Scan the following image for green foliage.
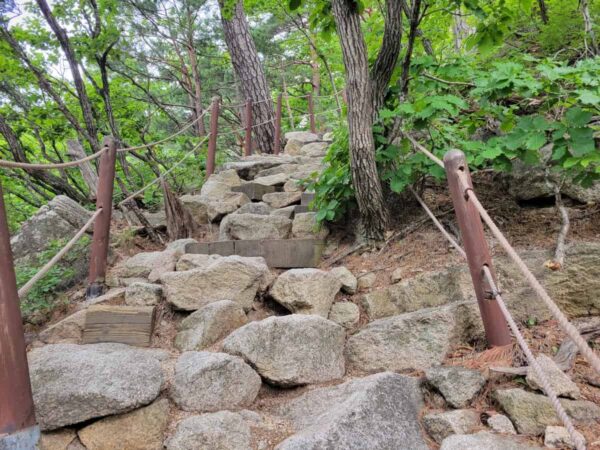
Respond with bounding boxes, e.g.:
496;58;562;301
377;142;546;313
304;126;355;223
15;236;90;318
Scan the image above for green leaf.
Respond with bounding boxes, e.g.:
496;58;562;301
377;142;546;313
565;108;593;127
525;132;546;150
578;90;600;105
568;127;595;156
288;0;302;10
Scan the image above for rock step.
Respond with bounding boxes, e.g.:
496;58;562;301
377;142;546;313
185;239;324;268
232;183;276;200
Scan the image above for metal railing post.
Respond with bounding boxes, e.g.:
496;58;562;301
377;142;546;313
444;149;512;347
206;96;220;176
0;181;40;449
86;137;117;299
274;93;282;155
308;92;316;134
244;99;252;157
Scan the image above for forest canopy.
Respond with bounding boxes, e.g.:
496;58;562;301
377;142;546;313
0;0;598;239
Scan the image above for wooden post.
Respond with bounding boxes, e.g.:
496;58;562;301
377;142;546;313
244;99;253;157
308;92;316;134
444;150;511;347
0;181;39;448
206;96;220;176
86;137;117;299
274;93;283;155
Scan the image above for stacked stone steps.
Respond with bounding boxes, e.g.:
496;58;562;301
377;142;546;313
28;130;600;449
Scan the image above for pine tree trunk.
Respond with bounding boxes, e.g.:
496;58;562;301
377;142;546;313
219;0;275;154
331;0;388;242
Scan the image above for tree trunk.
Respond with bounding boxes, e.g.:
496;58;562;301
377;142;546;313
581;0;599;56
371;0;403;112
331;0;389;242
66;140;99;199
537;0;549;24
219;0;275;154
36;0;99;151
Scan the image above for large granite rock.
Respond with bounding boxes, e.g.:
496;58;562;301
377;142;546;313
166;411;258;450
346;302;482;373
219;213;292;240
361;267;467;320
330;266;358;294
78;399;169;450
362;241;600;322
179;195;209;223
222;315;345;387
296;141;328;157
328;302;360;329
233;201;273;215
253;173;290;186
220;155;300;180
270;269;342;317
10;195;92;260
175;300;248;351
272;372;428;450
175;254;221;272
440;432;542;450
284;131;319;155
262;192;302;208
113;250;177;283
526;354;580;399
494;388;600;435
125;282;162;306
29;343;165;430
39;310;87;344
171;352;261;412
291;212;329;239
544;425;586;449
509;153;600;203
162;256;270;311
423;409;480;443
425;366;486;408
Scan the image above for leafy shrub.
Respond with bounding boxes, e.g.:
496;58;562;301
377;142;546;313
15;236;90;319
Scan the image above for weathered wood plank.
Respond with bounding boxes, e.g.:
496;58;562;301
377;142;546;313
185;239;324;268
82;305;155;347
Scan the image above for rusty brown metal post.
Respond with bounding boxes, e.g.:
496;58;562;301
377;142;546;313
0;181;40;448
308;92;316;134
206;96;220;176
444;149;512;347
244;99;253;157
86;137;117;299
274;93;282;155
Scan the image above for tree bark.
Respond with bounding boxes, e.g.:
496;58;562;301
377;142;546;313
219;0;275;154
581;0;599;56
331;0;390;241
66;140;99;199
371;0;403;112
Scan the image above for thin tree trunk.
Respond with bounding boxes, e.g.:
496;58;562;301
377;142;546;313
537;0;549;24
581;0;599;56
219;0;275;154
331;0;389;242
36;0;100;150
451;7;474;53
371;0;403;112
187;44;207;136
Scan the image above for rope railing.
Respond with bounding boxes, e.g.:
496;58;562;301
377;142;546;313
410;187;586;450
456;170;600;375
0;147;108;170
17;208;101;299
117;111;208;153
118;134;210;206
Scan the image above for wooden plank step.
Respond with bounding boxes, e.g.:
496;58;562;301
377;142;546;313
232;183;276;201
185;239;324;268
82;305;155;347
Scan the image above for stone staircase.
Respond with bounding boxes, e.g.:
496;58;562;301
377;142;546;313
177;131;330;268
26;130;600;449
